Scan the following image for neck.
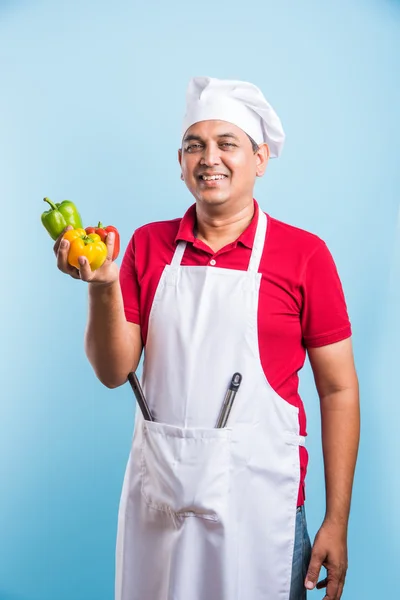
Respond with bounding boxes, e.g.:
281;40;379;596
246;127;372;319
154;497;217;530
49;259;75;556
195;198;255;253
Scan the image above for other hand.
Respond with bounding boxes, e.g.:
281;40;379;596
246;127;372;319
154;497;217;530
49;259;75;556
305;520;348;599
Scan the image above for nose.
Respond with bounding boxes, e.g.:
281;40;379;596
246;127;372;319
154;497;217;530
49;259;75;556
200;142;221;167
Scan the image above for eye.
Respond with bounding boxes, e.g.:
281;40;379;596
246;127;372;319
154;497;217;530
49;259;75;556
185;144;203;153
220;142;236;148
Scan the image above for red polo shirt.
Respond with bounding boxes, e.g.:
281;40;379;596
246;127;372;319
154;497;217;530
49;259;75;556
120;200;352;506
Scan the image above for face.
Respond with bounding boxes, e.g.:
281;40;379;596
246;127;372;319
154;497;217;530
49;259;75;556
178;120;269;209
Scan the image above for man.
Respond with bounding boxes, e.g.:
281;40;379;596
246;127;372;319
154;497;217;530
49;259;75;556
55;77;360;600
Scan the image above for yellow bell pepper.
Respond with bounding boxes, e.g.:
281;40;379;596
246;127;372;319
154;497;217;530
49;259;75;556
62;228;108;271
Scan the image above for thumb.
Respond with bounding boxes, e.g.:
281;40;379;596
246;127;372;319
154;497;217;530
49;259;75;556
305;549;324;591
78;256;93;281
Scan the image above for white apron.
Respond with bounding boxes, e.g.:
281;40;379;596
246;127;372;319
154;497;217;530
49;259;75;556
115;209;305;600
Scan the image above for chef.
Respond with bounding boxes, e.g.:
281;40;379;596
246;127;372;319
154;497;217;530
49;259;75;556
55;76;360;600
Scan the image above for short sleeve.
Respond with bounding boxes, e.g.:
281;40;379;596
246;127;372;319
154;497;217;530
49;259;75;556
301;242;352;348
119;233;141;325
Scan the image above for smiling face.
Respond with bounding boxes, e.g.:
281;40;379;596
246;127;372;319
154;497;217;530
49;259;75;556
178;120;269;210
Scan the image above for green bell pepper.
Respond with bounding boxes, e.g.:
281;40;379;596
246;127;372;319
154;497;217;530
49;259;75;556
41;197;83;240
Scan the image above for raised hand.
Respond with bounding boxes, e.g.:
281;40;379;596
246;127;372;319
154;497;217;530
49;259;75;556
53;225;120;285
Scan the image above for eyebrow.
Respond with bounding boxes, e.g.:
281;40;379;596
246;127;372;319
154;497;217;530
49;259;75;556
183;132;240;143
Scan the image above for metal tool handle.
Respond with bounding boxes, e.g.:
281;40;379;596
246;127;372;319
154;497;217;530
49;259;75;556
127;372;154;421
215;373;242;428
228;373;242;392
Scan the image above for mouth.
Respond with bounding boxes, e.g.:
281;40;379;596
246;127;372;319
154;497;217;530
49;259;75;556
198;174;229;186
198;174;228;181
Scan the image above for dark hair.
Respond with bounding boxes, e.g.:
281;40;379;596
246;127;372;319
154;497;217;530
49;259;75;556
247;134;260;153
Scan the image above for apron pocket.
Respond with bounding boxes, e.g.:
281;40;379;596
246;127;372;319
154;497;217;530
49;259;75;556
140;420;231;521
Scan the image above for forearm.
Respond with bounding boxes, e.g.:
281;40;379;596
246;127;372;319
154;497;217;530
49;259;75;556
84;280;140;387
320;385;360;528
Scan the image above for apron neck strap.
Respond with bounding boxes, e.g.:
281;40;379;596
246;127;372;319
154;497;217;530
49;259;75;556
170;240;187;267
170;209;267;272
248;209;267;273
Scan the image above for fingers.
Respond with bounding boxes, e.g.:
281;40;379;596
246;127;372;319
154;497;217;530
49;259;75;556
332;572;346;600
305;551;324;592
56;237;71;273
77;256;93;282
54;226;83;279
53;225;81;279
105;231;115;261
307;568;341;599
323;561;347;599
53;225;73;256
316;577;328;589
56;238;81;279
318;571;345;599
321;578;340;599
337;579;345;599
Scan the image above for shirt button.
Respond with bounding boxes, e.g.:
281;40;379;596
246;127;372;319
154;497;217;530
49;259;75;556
210;259;217;266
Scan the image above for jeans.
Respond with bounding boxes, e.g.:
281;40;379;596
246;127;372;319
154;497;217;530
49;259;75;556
289;505;312;600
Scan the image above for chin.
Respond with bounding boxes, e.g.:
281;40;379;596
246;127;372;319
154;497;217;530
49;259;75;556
197;191;231;205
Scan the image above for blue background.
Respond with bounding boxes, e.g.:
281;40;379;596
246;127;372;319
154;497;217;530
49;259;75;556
1;0;399;598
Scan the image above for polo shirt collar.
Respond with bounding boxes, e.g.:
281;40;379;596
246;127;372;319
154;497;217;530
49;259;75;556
175;199;260;250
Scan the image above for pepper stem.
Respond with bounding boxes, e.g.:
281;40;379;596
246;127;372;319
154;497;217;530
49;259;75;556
98;221;103;228
43;197;58;211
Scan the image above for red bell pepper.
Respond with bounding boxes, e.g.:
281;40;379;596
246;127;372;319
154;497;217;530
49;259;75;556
85;222;120;260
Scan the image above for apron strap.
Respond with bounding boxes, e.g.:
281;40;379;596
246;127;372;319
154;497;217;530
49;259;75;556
284;432;306;447
248;209;267;274
170;208;267;272
170;241;187;267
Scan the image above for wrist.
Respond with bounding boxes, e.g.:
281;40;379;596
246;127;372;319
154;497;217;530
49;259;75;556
89;278;119;288
322;512;349;532
88;279;120;297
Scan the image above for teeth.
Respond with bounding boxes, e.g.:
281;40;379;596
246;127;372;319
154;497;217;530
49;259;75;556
201;175;226;181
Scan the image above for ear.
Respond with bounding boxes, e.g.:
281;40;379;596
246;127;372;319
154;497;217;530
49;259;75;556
178;149;184;180
255;144;270;178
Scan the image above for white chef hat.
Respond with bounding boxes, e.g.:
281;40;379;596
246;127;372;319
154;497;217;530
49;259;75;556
181;76;285;158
